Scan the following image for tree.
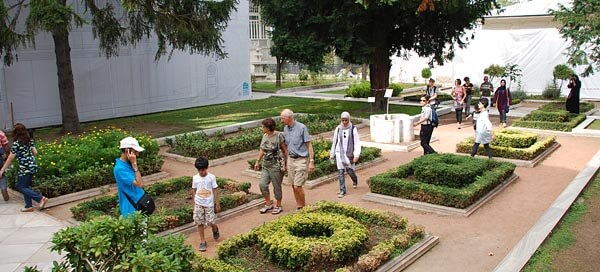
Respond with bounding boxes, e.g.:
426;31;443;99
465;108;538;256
1;0;236;133
553;64;574;90
551;0;600;76
421;67;432;83
256;0;499;110
483;64;504;83
502;63;521;88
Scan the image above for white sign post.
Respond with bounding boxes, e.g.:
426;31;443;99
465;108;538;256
384;89;393;115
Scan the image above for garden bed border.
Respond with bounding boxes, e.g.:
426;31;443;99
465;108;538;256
572;115;600;137
242;157;387;189
9;171;169;209
457;141;561;168
376;234;439;272
363;174;519;217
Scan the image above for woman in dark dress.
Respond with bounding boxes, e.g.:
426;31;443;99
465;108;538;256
566;74;581;114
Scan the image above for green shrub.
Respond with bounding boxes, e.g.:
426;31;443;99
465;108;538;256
404;93;453;102
7;128;163;198
298;69;310;84
410;154;491;188
511;90;528;100
346;81;371;98
493;129;538;148
368;153;516;208
542;85;561;99
512;102;594;131
388;83;403;96
456;134;556;161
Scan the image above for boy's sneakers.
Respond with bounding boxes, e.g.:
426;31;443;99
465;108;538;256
272;206;283;214
213;227;220;240
20;207;34;212
39;197;49;210
2;189;8;201
259;204;273;214
337;192;345;198
199;241;207;252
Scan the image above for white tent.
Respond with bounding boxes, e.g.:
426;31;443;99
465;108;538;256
390;0;600;99
0;1;250;130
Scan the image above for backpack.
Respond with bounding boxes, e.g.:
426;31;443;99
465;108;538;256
430;109;439;128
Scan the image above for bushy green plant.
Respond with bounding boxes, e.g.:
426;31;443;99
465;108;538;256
553;64;574;89
484;64;504;82
457;134;556;161
542;84;561;99
512;102;594;131
7;128;163;198
346;81;371;98
298;69;310;84
368;153;516;208
493;129;538;148
388;83;403;96
421;67;432;81
511;90;528;100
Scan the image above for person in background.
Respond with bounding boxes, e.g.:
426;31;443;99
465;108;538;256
280;109;314;210
0;123;48;212
492;79;512;128
470;98;493;159
480;75;494;108
451;78;466;129
422;78;439;110
191;156;221;252
463;76;474;117
0;129;10;201
254;118;287;215
566;74;581;114
330;112;361;198
114;137;146;217
413;95;437;155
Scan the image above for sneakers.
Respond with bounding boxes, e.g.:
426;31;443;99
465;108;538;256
198;241;207;252
20;207;34;212
272;206;283;214
1;189;8;201
353;184;357;189
259;204;273;214
39;197;48;210
212;227;220;240
337;192;345;198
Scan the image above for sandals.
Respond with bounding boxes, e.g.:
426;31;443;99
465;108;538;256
259;204;273;214
271;206;283;214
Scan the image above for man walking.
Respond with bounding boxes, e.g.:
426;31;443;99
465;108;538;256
480;75;494;108
280;109;314;210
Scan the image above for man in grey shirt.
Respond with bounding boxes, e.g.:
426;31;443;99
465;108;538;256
480;75;494;108
280;109;314;209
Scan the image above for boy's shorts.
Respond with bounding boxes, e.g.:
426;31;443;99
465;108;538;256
193;204;216;226
0;176;7;190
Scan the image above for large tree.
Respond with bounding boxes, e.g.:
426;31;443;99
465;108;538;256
256;0;498;110
551;0;600;76
0;0;236;133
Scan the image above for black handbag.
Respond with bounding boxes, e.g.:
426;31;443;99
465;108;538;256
124;191;155;215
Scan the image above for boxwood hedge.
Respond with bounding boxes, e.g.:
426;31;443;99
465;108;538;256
513;102;594;131
368;154;516;208
456;130;556;161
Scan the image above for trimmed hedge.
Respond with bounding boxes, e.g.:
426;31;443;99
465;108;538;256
513;102;594;132
404;93;453;102
71;176;258;233
493;129;538;148
248;139;382;180
368;153;516;208
7;128;163;198
345;81;402;98
168;114;344;159
456;133;556;161
217;201;424;272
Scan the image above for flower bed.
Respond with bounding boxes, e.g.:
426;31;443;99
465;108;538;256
456;129;557;161
368;154;516;209
248;139;382;180
216;201;426;271
71;176;261;233
513;102;594;131
7;128;163;198
167;113;346;159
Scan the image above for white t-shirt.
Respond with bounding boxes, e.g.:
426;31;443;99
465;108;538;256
192;173;218;207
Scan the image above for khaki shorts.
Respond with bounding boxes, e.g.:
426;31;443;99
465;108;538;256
193;204;216;226
287;156;308;186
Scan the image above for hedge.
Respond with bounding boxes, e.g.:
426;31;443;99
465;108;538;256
368;153;516;208
71;176;258;233
248;139;382;180
217;201;424;272
493;129;538;148
512;102;594;131
7;128;163;198
345;81;403;98
168;113;344;159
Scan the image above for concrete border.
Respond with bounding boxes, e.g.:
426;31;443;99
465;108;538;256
363;174;519;217
9;171;169;209
572;116;600;137
361;135;439;152
494;150;600;272
159;198;265;237
376;234;439;272
242;157;388;189
462;141;561;168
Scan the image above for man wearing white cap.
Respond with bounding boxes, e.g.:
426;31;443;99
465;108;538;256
114;137;146;217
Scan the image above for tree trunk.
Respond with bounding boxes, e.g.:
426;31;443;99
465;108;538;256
275;57;285;89
52;28;81;134
370;47;390;111
361;64;367;80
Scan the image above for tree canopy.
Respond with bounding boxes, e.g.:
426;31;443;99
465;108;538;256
256;0;498;109
551;0;600;76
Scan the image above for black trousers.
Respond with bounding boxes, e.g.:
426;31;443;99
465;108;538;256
420;124;436;155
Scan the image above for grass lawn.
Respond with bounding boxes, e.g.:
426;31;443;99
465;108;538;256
586;119;600;130
34;96;420;140
252;79;353;92
523;174;600;271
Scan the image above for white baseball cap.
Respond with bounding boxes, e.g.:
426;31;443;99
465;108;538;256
119;137;145;152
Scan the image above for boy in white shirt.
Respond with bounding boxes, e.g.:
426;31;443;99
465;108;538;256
190;156;221;252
